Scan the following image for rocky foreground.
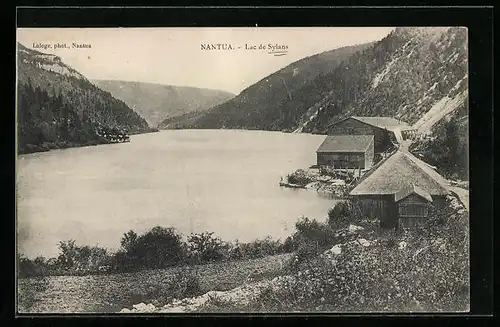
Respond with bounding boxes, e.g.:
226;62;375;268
280;168;351;198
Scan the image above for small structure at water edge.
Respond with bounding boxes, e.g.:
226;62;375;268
349;149;450;229
326;116;410;153
316;135;375;171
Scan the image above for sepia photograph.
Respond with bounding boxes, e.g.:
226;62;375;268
16;26;469;314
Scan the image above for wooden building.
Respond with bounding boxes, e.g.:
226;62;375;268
326;116;410;153
395;184;433;228
349;149;450;229
316;135;374;169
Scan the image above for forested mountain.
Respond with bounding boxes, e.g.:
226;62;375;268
163;42;375;131
17;43;152;154
409;101;469;180
305;27;468;134
175;27;467;135
92;80;235;127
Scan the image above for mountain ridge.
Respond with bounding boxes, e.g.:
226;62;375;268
161;42;376;130
92;79;235;127
17;42;153;154
171;27;467;136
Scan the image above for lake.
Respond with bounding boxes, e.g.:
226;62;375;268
16;130;336;259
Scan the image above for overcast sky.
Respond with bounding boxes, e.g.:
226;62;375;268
17;27;394;94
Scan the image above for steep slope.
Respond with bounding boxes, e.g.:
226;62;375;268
305;27;468;134
408;101;469;180
92;80;235;127
175;42;375;131
17;42;152;154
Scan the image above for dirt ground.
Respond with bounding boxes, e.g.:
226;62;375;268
17;253;293;313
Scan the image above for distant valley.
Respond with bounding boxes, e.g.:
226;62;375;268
92;80;235;127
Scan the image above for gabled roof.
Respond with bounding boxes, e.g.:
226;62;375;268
316;135;374;153
328;116;411;132
394;184;433;203
349;149;450;196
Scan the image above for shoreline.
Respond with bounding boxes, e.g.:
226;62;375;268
17;128;159;155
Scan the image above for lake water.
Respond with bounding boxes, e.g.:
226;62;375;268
16;130;336;259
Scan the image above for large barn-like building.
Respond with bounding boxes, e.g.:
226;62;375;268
316;135;374;170
326;116;411;153
349;149;450;229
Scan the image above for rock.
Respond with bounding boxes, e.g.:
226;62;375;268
132;302;156;312
398;241;408;250
324;244;342;256
348;224;364;232
120;308;131;313
357;238;371;247
132;302;147;311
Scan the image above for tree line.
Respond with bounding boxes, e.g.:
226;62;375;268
17;78;150;154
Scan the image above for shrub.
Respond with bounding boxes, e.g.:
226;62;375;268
294;216;336;249
239;237;285;259
287;169;314;185
50;240;111;275
167;267;203;301
327;200;363;230
121;230;139;253
18;254;49;278
126;226;186;269
187;232;229;263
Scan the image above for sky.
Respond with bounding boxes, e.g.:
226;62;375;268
17;27;395;95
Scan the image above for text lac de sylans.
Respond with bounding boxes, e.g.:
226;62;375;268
245;44;289;51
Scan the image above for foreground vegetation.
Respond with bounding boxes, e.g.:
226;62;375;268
18;228;295;279
195;197;469;313
18;194;469;313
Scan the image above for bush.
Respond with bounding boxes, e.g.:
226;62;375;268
287;169;314;185
245;237;285;258
50;240;111;275
187;232;229;263
125;226;186;269
166;267;203;301
18;254;49;278
294;216;337;251
327;200;363;230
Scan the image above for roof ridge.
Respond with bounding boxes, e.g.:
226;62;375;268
400;150;450;192
349;148;399;194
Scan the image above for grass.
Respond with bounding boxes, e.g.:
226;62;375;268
18;253;293;313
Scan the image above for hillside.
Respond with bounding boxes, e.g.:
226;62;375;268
305;27;468;134
169;42;375;131
408;101;469;180
176;28;467;135
16;43;152;154
92;80;235;127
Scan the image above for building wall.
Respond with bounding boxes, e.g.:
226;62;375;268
327;118;391;153
397;194;431;229
317;152;366;169
353;194;398;229
364;137;375;169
